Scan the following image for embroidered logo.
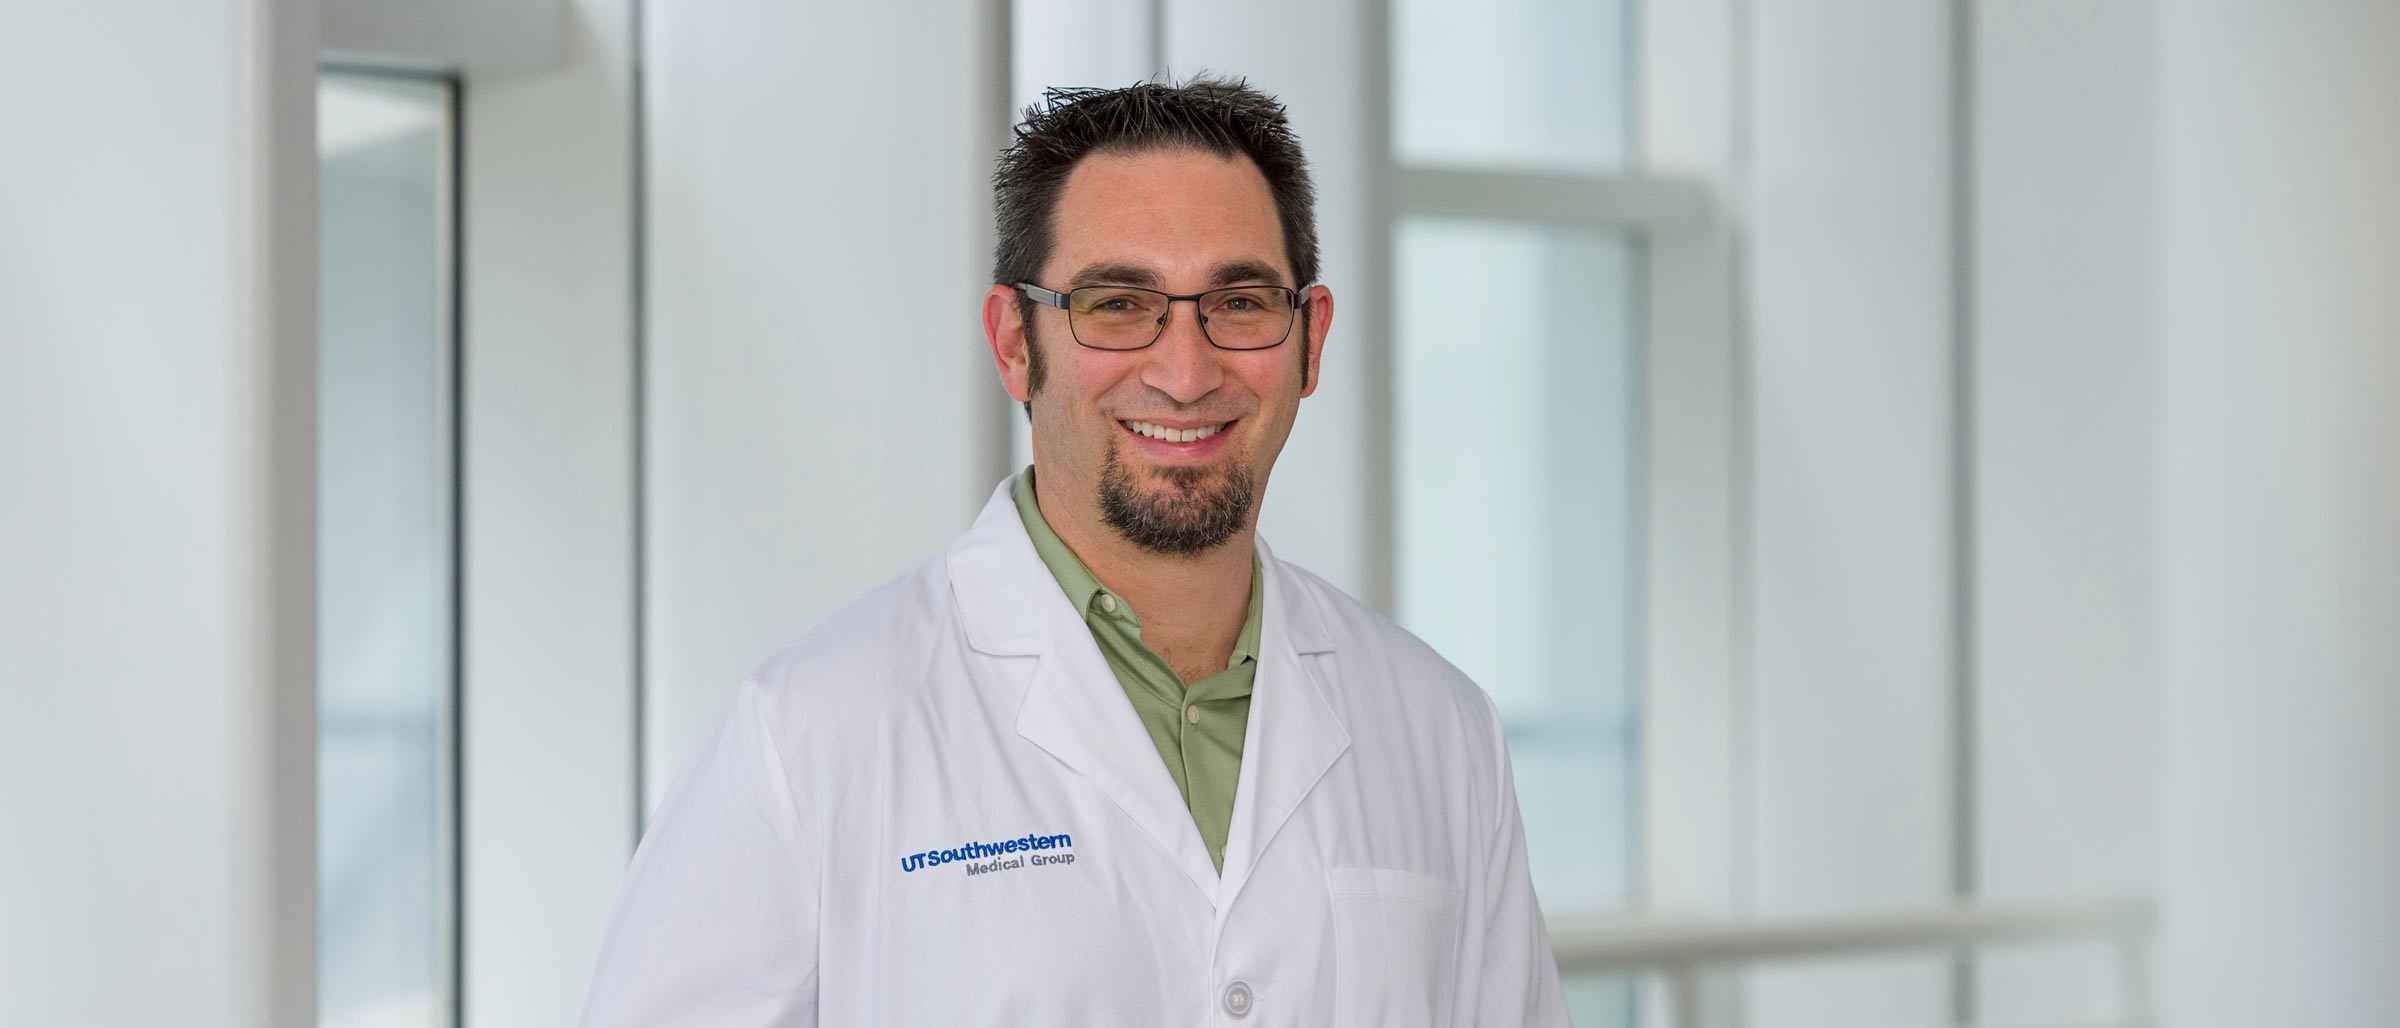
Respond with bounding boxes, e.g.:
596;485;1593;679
901;831;1076;876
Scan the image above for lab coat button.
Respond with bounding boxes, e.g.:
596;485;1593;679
1221;979;1253;1018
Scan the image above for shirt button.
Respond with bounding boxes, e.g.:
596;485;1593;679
1185;704;1200;725
1098;594;1117;613
1220;979;1253;1019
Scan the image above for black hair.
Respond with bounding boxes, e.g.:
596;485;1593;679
994;76;1320;290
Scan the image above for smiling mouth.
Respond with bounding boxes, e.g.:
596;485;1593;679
1119;419;1232;443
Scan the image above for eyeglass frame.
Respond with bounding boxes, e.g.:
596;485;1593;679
1015;281;1314;352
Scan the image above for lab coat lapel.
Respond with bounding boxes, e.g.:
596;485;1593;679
947;478;1222;904
1214;537;1349;919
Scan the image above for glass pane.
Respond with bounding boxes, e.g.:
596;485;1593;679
317;71;454;1028
1394;215;1639;907
1394;216;1640;1027
1393;0;1632;170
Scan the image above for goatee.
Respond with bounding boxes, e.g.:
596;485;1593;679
1096;445;1255;556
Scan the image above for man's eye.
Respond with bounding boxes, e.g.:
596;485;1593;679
1077;291;1152;314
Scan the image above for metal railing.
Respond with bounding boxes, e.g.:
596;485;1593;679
1547;895;2156;1028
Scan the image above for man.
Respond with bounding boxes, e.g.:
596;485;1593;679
581;78;1570;1026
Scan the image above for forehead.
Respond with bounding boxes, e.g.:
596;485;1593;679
1046;147;1290;285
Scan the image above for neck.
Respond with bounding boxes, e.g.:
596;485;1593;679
1033;466;1255;682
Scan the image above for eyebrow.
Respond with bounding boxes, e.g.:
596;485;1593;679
1066;262;1162;289
1064;259;1291;291
1206;260;1287;289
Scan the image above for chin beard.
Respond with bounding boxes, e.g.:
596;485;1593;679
1097;444;1256;556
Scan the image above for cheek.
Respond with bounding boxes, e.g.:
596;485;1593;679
1039;363;1134;447
1065;354;1152;411
1232;353;1304;408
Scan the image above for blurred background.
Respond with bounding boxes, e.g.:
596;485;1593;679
3;0;2396;1026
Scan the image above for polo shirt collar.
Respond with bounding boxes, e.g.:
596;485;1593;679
1010;466;1262;665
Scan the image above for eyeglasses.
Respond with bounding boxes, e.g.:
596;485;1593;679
1017;282;1307;351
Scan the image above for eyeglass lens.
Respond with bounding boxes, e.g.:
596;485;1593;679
1066;286;1297;350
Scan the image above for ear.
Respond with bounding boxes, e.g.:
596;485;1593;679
984;284;1033;405
1299;284;1334;398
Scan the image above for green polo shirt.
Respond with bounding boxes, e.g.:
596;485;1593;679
1013;468;1258;872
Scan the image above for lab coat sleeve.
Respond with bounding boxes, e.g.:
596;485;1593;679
580;680;819;1027
1462;689;1574;1027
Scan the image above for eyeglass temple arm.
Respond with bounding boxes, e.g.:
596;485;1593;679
1016;283;1070;309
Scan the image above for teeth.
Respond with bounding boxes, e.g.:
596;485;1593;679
1121;420;1226;443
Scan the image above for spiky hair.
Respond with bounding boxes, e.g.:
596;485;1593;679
991;77;1321;292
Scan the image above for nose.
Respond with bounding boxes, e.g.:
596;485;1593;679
1138;299;1227;405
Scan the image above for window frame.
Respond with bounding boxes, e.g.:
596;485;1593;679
1368;0;1748;935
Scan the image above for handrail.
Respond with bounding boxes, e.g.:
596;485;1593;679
1549;895;2154;971
1545;895;2156;1028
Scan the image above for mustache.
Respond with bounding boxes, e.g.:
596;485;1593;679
1107;412;1245;423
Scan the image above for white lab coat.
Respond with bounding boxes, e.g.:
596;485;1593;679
580;476;1571;1027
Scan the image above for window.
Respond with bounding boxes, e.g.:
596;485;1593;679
316;69;458;1028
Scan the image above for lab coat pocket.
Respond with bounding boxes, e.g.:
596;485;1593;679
1326;866;1464;1028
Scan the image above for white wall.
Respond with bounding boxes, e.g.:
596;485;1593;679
1736;5;2184;1025
639;0;1012;809
458;0;640;1023
1946;4;2400;1025
1969;2;2161;1023
0;1;318;1025
2156;2;2400;1024
1741;0;1958;1024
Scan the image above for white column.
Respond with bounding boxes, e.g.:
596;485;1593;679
1969;2;2162;1023
2156;2;2400;1025
1742;0;1958;1024
0;1;318;1025
640;0;1011;808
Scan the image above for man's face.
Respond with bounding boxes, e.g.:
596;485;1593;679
985;147;1334;556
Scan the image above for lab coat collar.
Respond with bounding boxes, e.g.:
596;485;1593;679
945;475;1349;909
1214;530;1349;920
947;477;1054;658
